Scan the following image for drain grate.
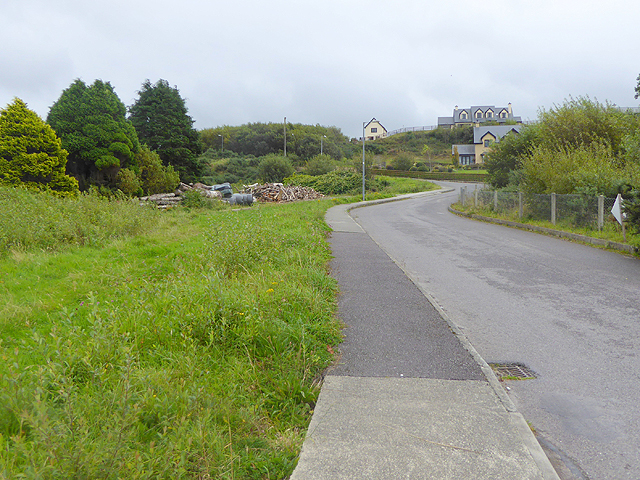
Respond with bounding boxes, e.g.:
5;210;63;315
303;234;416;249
489;362;537;380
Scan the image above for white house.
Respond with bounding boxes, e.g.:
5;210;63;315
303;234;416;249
364;118;387;141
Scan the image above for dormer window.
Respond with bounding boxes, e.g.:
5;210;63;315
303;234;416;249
486;110;493;118
500;110;508;119
460;111;468;120
475;110;483;119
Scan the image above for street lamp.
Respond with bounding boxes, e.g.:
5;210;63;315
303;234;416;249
362;122;366;201
321;135;326;155
218;134;223;152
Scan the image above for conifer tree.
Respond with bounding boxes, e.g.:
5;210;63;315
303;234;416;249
47;79;140;189
129;79;203;181
0;98;78;195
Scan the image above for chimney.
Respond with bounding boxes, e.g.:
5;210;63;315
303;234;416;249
508;102;512;114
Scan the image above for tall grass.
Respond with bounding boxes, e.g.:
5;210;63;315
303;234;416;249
0;192;342;479
0;187;161;256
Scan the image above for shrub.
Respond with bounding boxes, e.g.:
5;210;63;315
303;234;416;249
305;154;335;176
138;146;180;195
116;168;143;196
520;142;632;196
258;154;294;183
391;154;413;171
180;189;225;210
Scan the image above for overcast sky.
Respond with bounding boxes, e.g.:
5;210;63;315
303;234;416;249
2;0;639;139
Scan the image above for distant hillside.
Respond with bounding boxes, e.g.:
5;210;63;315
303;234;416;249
200;122;359;164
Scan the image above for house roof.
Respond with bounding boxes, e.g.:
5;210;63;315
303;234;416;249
447;105;520;124
453;144;476;155
365;118;387;132
473;125;522;144
438;116;454;126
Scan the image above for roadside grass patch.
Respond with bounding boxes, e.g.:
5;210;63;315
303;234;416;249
452;202;627;246
0;194;342;479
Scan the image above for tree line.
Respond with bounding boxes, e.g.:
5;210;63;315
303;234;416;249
0;79;201;196
0;78;365;196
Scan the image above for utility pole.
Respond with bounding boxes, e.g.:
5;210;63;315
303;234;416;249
284;117;287;157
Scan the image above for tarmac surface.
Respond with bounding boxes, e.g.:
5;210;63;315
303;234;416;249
290;190;560;479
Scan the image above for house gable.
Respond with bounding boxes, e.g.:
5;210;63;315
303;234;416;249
364;118;387;141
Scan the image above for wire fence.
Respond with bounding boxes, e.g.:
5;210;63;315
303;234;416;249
386;125;438;137
459;187;618;231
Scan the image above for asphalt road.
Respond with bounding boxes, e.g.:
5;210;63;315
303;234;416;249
348;182;640;480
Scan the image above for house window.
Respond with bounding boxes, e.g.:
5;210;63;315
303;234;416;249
486;110;493;118
500;111;507;118
460;112;468;120
484;140;491;147
476;110;483;119
371;127;377;133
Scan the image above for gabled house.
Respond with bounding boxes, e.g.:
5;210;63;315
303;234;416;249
438;104;522;128
364;118;387;141
453;125;523;165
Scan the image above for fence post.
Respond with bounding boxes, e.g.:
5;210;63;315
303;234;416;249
460;186;466;206
598;195;604;231
551;193;556;225
494;191;498;211
518;192;523;220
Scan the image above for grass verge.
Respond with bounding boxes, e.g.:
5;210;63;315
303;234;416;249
451;202;635;250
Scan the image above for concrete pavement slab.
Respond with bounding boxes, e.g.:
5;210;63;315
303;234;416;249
291;376;549;480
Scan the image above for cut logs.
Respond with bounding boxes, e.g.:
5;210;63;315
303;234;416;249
242;183;324;202
138;182;321;208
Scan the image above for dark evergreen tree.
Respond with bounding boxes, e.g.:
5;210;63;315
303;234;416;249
0;98;78;195
129;79;203;182
47;79;140;190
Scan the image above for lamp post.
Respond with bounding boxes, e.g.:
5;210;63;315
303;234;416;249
218;134;223;152
284;117;287;157
321;135;326;155
362;122;366;201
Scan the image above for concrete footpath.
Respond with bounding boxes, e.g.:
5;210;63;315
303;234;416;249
290;190;560;479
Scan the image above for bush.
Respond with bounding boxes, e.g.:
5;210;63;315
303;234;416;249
305;154;335;176
520;142;632;196
257;154;294;183
116;168;143;196
180;189;225;210
286;170;361;195
391;154;413;171
138;146;180;195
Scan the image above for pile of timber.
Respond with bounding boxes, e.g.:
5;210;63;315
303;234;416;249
139;183;222;209
243;183;324;203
